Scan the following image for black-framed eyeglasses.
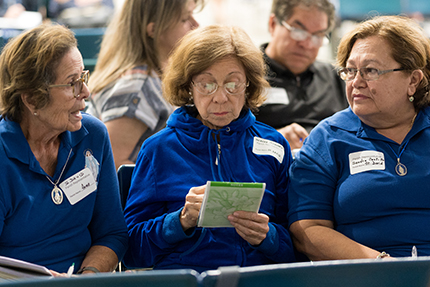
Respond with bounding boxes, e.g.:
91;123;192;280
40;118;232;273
49;70;89;98
337;67;405;81
192;80;249;96
280;21;327;47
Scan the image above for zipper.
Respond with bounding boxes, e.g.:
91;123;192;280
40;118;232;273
296;76;301;87
215;143;221;165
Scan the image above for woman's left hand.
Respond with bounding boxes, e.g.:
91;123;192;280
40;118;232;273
228;211;270;246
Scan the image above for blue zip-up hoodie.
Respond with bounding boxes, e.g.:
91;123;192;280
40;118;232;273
124;106;295;272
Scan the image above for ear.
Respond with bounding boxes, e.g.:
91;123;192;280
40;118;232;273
407;69;424;96
146;22;155;39
21;93;37;114
268;14;277;36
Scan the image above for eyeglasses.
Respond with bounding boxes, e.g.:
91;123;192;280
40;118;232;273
337;67;405;81
49;70;89;98
192;80;249;96
281;21;326;47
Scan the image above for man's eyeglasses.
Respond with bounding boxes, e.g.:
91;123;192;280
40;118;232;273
49;70;89;98
192;80;249;96
337;67;405;81
281;21;327;47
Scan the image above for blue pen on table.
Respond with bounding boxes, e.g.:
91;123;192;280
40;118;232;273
67;263;75;277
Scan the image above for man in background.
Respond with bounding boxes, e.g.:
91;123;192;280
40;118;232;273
256;0;347;150
0;0;38;17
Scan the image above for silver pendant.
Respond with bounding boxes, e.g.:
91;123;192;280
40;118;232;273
51;186;63;205
395;162;407;176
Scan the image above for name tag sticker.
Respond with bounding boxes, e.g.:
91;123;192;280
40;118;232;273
60;167;97;205
264;87;289;105
349;151;385;175
253;137;285;163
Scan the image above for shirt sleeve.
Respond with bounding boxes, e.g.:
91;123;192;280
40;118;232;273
287;135;338;226
93;74;171;132
123;152;193;268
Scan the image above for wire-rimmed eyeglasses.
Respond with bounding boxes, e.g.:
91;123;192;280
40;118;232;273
337;67;405;81
49;70;89;98
192;80;249;96
281;21;327;47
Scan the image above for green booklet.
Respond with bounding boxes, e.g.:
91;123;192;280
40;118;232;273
197;181;266;228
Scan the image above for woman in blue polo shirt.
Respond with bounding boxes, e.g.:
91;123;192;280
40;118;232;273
0;23;128;274
288;15;430;260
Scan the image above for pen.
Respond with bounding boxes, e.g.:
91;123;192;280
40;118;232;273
67;263;75;277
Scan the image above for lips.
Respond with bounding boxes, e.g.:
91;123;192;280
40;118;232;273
352;93;369;100
213;112;228;116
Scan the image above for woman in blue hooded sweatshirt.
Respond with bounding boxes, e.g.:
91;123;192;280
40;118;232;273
124;25;296;272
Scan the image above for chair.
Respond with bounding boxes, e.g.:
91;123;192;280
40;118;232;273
117;164;135;210
0;269;199;287
199;257;430;287
72;28;106;72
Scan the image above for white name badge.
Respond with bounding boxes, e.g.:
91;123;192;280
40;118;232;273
263;87;289;105
253;137;285;164
349;150;385;175
60;167;97;205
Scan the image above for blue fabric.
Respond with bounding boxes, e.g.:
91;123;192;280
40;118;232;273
0;114;128;273
124;106;295;271
288;107;430;257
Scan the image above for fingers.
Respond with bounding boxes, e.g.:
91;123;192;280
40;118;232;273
228;211;270;246
277;123;309;150
180;185;206;231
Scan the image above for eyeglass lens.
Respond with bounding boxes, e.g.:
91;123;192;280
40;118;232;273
74;71;89;97
338;68;403;81
282;21;324;47
195;81;246;95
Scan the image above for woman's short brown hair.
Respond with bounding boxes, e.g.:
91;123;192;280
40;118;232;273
336;15;430;110
162;25;270;112
0;23;77;122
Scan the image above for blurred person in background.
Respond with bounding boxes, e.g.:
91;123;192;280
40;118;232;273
87;0;203;169
48;0;114;28
256;0;347;151
0;0;38;17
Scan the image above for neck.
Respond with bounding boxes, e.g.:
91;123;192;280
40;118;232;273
20;113;62;164
374;112;417;144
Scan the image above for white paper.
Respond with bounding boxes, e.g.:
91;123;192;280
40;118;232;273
349;150;385;175
252;137;285;163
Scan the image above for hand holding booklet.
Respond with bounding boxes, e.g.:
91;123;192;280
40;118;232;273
197;181;266;228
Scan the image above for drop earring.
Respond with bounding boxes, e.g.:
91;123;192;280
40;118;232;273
409;96;414;102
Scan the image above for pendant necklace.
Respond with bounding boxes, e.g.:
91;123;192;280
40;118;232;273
387;139;410;176
385;113;417;176
46;148;73;205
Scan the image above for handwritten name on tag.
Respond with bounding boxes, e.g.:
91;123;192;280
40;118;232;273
253;137;285;164
60;167;97;205
349;150;385;175
263;87;289;105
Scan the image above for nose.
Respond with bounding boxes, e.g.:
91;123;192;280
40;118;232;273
352;70;367;88
297;36;313;49
212;86;228;103
190;16;199;29
79;82;90;100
